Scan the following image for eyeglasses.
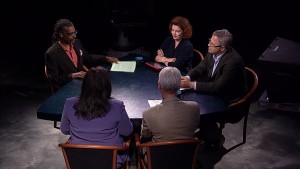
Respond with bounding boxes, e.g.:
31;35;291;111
63;31;77;37
208;38;222;48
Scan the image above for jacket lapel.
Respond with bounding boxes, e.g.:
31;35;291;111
211;52;228;77
55;43;77;69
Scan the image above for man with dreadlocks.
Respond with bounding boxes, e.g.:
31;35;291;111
45;19;119;90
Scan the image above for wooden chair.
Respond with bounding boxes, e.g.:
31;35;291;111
192;49;204;68
58;138;131;169
44;65;60;94
134;132;202;169
45;65;89;129
44;65;89;94
43;66;60;128
44;65;89;129
217;67;259;145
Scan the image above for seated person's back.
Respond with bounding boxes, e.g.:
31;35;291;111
60;66;133;168
141;67;200;142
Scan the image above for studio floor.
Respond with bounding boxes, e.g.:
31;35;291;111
1;61;300;169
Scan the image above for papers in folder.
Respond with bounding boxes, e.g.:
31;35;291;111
111;61;136;72
148;100;162;107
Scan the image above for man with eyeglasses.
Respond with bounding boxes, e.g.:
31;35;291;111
180;29;246;152
45;19;119;90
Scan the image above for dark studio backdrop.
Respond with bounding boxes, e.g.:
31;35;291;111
1;0;299;94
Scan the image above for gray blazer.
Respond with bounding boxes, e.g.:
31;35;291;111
141;96;200;142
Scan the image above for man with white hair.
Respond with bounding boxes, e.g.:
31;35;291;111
141;67;200;142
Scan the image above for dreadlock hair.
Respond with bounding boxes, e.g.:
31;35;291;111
52;19;74;44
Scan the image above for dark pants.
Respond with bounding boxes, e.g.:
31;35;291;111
198;115;222;145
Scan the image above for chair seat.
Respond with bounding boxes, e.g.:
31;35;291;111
217;67;259;145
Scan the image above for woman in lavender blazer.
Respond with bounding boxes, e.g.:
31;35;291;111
60;66;133;168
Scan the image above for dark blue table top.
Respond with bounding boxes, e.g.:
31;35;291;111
37;54;228;124
180;90;228;115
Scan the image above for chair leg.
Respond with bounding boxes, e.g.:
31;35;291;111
136;149;141;169
219;123;225;136
54;121;60;129
124;161;130;169
242;113;249;144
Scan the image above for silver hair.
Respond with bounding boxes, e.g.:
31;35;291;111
158;67;181;93
212;29;233;49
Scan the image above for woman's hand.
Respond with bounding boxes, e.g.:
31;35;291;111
157;49;164;57
155;49;164;62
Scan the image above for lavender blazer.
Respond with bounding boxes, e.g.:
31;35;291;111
60;96;133;167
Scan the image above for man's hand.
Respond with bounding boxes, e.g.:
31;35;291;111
72;71;86;79
181;76;193;88
106;56;119;63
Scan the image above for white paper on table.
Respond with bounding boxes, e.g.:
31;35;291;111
110;61;136;72
148;100;162;107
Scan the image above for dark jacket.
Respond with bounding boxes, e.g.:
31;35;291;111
45;39;106;87
188;48;246;103
160;36;193;73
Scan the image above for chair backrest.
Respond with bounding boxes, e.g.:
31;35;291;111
44;65;60;93
135;133;202;169
58;139;130;169
44;65;89;93
229;67;259;107
227;66;259;123
191;49;204;68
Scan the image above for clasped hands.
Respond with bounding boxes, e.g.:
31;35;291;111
180;76;195;89
156;49;176;66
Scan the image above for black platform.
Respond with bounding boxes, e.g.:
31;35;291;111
258;37;300;103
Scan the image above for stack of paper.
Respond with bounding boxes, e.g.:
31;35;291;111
148;100;162;107
110;61;136;72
